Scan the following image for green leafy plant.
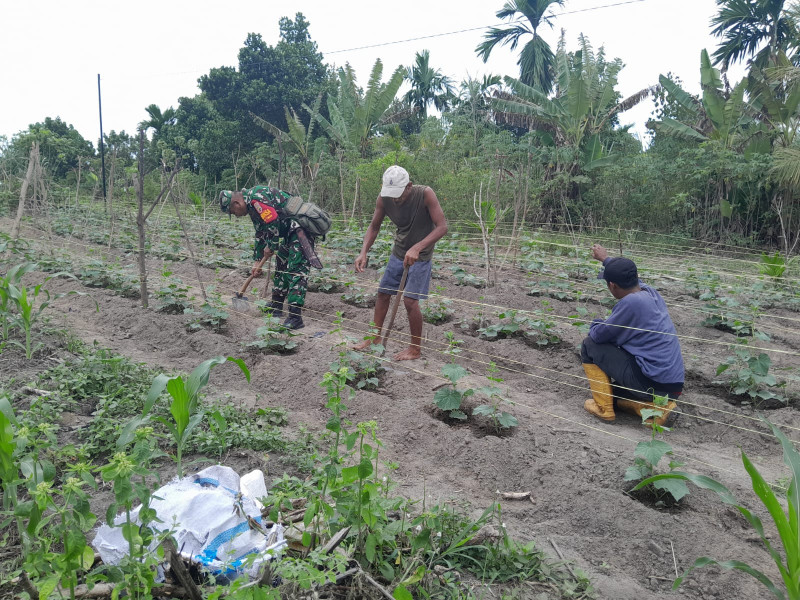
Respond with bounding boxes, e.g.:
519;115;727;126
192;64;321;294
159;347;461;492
716;346;785;406
521;317;561;347
421;296;454;324
245;315;299;354
129;356;251;478
636;418;800;600
341;284;376;308
0;262;37;342
451;266;486;288
7;273;88;359
186;288;229;332
332;350;385;390
76;259;139;298
624;394;687;503
154;269;194;314
759;251;788;278
473;364;518;432
307;267;346;293
433;364;474;420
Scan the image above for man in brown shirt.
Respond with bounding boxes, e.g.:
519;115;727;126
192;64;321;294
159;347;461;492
353;166;448;360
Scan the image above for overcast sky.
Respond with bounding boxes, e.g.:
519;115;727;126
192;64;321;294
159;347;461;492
1;0;743;146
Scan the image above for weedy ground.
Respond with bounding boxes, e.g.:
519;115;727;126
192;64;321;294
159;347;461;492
1;207;799;599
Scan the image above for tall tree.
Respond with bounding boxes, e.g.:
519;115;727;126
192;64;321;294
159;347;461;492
476;0;563;93
197;13;330;152
10;117;94;179
711;0;800;69
403;50;455;119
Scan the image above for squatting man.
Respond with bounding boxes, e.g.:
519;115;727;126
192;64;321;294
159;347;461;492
352;165;448;361
580;244;685;426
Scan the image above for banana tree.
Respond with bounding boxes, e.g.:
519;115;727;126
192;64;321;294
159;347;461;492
494;34;653;176
307;60;405;159
648;49;769;226
650;50;760;151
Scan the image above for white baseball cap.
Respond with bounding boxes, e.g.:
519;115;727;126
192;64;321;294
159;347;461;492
380;165;410;198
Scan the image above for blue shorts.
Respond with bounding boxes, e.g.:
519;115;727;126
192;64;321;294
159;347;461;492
378;254;432;301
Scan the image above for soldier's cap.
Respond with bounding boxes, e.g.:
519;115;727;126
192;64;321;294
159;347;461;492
219;191;232;214
597;257;638;289
381;165;410;198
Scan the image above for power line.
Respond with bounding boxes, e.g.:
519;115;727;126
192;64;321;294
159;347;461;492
326;0;652;55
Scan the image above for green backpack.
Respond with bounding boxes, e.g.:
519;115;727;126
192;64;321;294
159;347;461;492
281;196;332;237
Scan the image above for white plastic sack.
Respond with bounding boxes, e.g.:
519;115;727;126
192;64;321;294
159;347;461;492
93;465;285;580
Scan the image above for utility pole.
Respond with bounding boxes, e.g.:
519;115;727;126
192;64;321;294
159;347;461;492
97;74;107;209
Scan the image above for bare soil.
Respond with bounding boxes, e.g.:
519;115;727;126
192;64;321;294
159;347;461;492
6;220;800;600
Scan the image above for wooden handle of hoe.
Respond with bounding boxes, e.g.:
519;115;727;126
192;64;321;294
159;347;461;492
237;255;269;298
380;266;409;351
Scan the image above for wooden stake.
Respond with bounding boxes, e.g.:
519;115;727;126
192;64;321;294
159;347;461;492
11;142;37;242
172;189;207;303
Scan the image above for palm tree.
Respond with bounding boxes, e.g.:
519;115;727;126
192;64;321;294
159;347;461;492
138;104;176;135
403;50;455;118
711;0;800;69
476;0;564;94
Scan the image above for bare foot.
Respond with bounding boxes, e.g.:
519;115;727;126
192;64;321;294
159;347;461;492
393;347;421;361
351;337;377;351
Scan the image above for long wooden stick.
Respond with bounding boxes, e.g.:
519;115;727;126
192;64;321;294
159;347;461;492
237;254;269;298
379;266;409;354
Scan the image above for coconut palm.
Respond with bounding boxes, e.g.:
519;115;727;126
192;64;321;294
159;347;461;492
138;104;176;135
476;0;564;93
711;0;800;69
403;50;455;118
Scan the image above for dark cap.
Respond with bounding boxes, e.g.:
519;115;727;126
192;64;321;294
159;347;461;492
597;257;638;288
219;190;232;214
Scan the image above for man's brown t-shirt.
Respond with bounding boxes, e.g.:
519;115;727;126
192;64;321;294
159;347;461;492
382;185;435;262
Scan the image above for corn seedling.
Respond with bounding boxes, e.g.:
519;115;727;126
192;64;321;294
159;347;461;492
8;274;89;359
128;356;250;478
0;262;37;341
636;418;800;600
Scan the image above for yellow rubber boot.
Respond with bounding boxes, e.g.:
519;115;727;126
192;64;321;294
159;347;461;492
617;397;678;428
582;364;615;422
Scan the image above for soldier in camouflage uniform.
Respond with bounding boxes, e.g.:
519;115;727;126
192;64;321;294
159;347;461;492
219;185;312;329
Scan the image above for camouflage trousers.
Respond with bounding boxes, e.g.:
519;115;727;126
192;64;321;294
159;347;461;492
273;233;310;306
